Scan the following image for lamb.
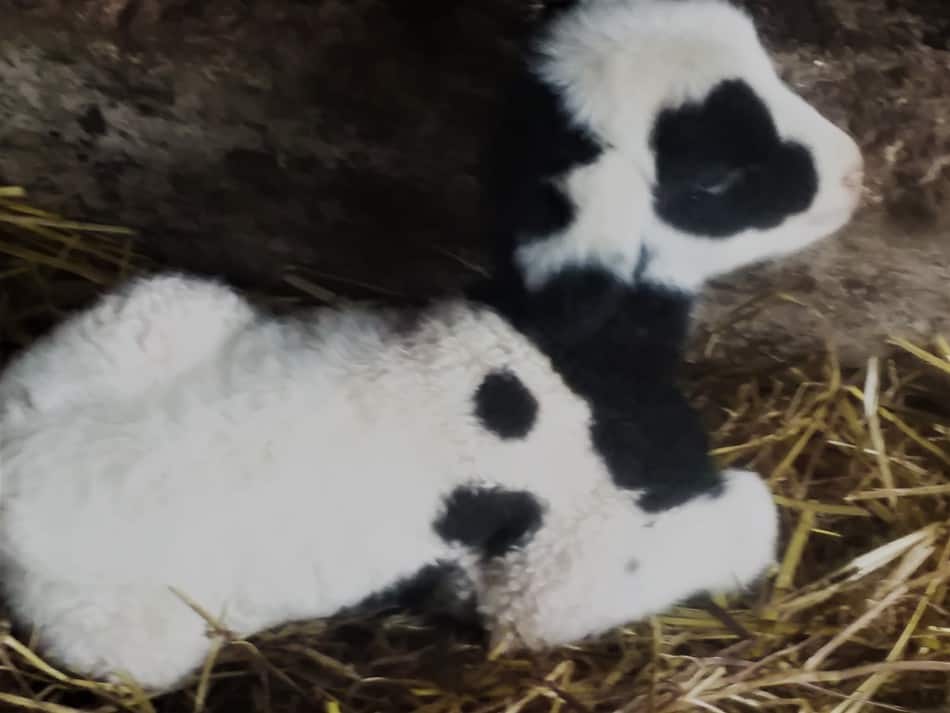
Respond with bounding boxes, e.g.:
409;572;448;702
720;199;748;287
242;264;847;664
0;0;863;693
0;273;776;690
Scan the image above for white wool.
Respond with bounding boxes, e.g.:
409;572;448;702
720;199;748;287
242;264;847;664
476;468;777;649
0;274;777;690
516;150;651;291
518;0;864;291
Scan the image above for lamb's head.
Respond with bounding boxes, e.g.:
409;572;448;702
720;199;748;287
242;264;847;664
496;0;863;294
471;468;779;650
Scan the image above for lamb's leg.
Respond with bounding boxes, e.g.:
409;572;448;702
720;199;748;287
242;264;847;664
0;273;255;419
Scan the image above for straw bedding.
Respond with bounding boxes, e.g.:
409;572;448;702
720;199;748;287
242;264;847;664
0;190;947;713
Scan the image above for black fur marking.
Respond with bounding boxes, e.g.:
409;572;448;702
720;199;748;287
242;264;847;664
651;79;819;237
349;561;476;616
342;561;485;642
480;55;602;269
473;268;724;513
468;36;724;512
434;485;544;559
474;370;539;440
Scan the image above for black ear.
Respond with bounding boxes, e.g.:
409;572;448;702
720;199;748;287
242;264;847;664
434;485;544;559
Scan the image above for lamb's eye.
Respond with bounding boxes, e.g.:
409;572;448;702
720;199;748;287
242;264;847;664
693;168;745;196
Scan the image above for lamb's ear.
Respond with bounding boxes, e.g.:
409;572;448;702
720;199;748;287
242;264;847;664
433;486;545;560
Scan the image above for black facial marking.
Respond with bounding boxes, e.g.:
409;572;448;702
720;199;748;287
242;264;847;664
474;268;724;513
474;370;539;440
434;485;544;559
651;79;819;237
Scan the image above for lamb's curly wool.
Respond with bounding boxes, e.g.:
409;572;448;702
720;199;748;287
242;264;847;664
0;273;777;690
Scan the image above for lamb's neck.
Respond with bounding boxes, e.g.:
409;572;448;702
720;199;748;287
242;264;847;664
472;267;716;515
540;278;694;390
472;265;697;386
591;282;696;365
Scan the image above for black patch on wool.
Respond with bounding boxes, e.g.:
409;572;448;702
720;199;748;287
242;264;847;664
480;53;603;270
342;561;485;643
348;561;478;619
651;79;819;237
474;370;539;440
468;27;737;511
472;267;724;514
434;485;544;559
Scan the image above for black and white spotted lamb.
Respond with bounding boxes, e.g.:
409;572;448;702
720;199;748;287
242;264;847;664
0;0;863;692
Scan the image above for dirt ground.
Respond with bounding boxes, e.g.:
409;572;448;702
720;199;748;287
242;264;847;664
0;0;948;365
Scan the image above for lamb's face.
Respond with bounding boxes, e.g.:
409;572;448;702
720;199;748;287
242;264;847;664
518;0;863;291
475;469;779;650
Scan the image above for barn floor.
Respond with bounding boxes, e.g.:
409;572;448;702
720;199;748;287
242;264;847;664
0;1;948;712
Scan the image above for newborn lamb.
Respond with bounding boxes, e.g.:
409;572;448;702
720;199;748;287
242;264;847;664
0;274;777;690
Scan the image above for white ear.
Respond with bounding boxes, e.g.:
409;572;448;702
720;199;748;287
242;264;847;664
645;468;779;596
514;150;652;289
472;531;595;652
708;469;780;589
473;494;646;651
476;471;779;651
